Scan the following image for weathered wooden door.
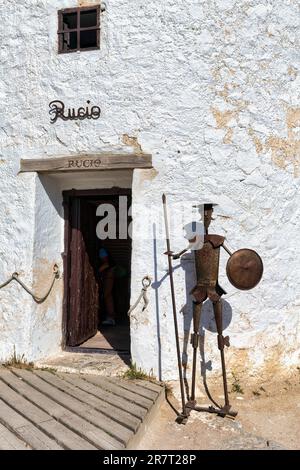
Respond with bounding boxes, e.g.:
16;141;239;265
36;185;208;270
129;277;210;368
67;197;99;346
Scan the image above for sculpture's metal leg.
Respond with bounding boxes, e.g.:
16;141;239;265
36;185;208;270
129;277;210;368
184;298;237;420
213;299;232;412
190;301;202;402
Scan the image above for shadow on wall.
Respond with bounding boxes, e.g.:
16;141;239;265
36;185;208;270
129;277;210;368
152;223;162;381
152;221;184;381
38;174;64;217
152;221;233;405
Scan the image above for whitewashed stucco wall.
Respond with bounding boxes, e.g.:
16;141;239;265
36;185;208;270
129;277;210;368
0;0;299;379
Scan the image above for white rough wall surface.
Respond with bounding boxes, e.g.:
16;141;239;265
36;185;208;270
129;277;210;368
0;0;299;380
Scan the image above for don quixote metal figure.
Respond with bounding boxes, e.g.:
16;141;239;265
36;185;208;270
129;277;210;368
162;195;263;423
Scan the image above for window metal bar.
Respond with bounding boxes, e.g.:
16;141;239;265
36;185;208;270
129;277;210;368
58;26;100;34
59;46;99;55
61;6;97;14
77;7;80;50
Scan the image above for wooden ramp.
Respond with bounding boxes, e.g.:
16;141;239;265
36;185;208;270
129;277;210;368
0;367;164;450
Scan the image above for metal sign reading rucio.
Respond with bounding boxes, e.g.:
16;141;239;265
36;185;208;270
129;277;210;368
49;100;101;123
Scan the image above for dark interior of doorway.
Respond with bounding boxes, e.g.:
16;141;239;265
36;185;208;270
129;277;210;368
63;189;132;356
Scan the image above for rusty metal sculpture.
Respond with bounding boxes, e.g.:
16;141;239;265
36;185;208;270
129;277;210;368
163;197;263;423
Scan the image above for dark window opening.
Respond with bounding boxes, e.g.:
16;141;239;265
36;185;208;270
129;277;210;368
81;30;97;49
63;12;77;30
80;9;98;28
62;32;77;51
58;6;100;53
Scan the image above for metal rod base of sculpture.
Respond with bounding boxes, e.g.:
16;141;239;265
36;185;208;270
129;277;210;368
178;300;237;422
191;301;201;402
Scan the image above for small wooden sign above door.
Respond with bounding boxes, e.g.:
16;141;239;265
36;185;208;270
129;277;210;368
20;153;153;173
49;100;101;123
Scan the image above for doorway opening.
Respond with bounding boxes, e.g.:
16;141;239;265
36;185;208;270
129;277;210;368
63;188;132;355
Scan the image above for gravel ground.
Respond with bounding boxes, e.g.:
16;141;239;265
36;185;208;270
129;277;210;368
137;372;300;450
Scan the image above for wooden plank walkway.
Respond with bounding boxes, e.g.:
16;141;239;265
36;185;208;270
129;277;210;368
0;367;164;450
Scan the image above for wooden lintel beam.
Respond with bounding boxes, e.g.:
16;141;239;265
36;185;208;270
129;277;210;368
20;153;152;173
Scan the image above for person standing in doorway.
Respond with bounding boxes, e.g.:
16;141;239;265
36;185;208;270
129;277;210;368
98;247;116;326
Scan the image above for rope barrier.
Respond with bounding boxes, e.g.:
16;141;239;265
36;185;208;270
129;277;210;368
0;264;60;304
128;275;152;317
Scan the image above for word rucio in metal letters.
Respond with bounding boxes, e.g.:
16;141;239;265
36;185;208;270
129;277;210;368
163;195;264;423
49;100;101;123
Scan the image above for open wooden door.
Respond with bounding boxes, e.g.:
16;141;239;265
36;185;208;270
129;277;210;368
66;197;99;346
63;189;132;352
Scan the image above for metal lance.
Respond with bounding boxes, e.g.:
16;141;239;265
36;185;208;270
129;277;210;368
162;194;186;419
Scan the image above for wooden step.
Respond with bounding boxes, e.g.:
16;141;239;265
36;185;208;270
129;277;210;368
12;369;129;448
0;367;165;450
34;370;141;432
0;397;62;450
0;376;96;450
0;422;31;450
1;369;120;449
60;373;147;420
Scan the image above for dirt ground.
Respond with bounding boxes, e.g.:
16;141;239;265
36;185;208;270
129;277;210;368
137;371;300;450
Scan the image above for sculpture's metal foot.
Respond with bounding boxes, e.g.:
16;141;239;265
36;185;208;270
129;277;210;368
175;413;188;425
175;403;193;425
175;400;238;424
213;406;238;419
186;401;238;419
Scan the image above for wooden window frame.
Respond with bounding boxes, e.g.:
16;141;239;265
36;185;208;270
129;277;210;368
58;5;100;54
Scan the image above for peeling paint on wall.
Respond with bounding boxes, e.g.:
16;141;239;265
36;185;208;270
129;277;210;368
211;107;237;144
77;0;100;7
266;135;300;176
247;108;300;177
122;134;143;154
248;128;264;154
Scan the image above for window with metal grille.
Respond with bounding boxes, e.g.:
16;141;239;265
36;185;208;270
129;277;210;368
58;6;100;53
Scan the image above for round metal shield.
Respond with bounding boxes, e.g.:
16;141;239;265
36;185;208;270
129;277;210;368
226;249;263;290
